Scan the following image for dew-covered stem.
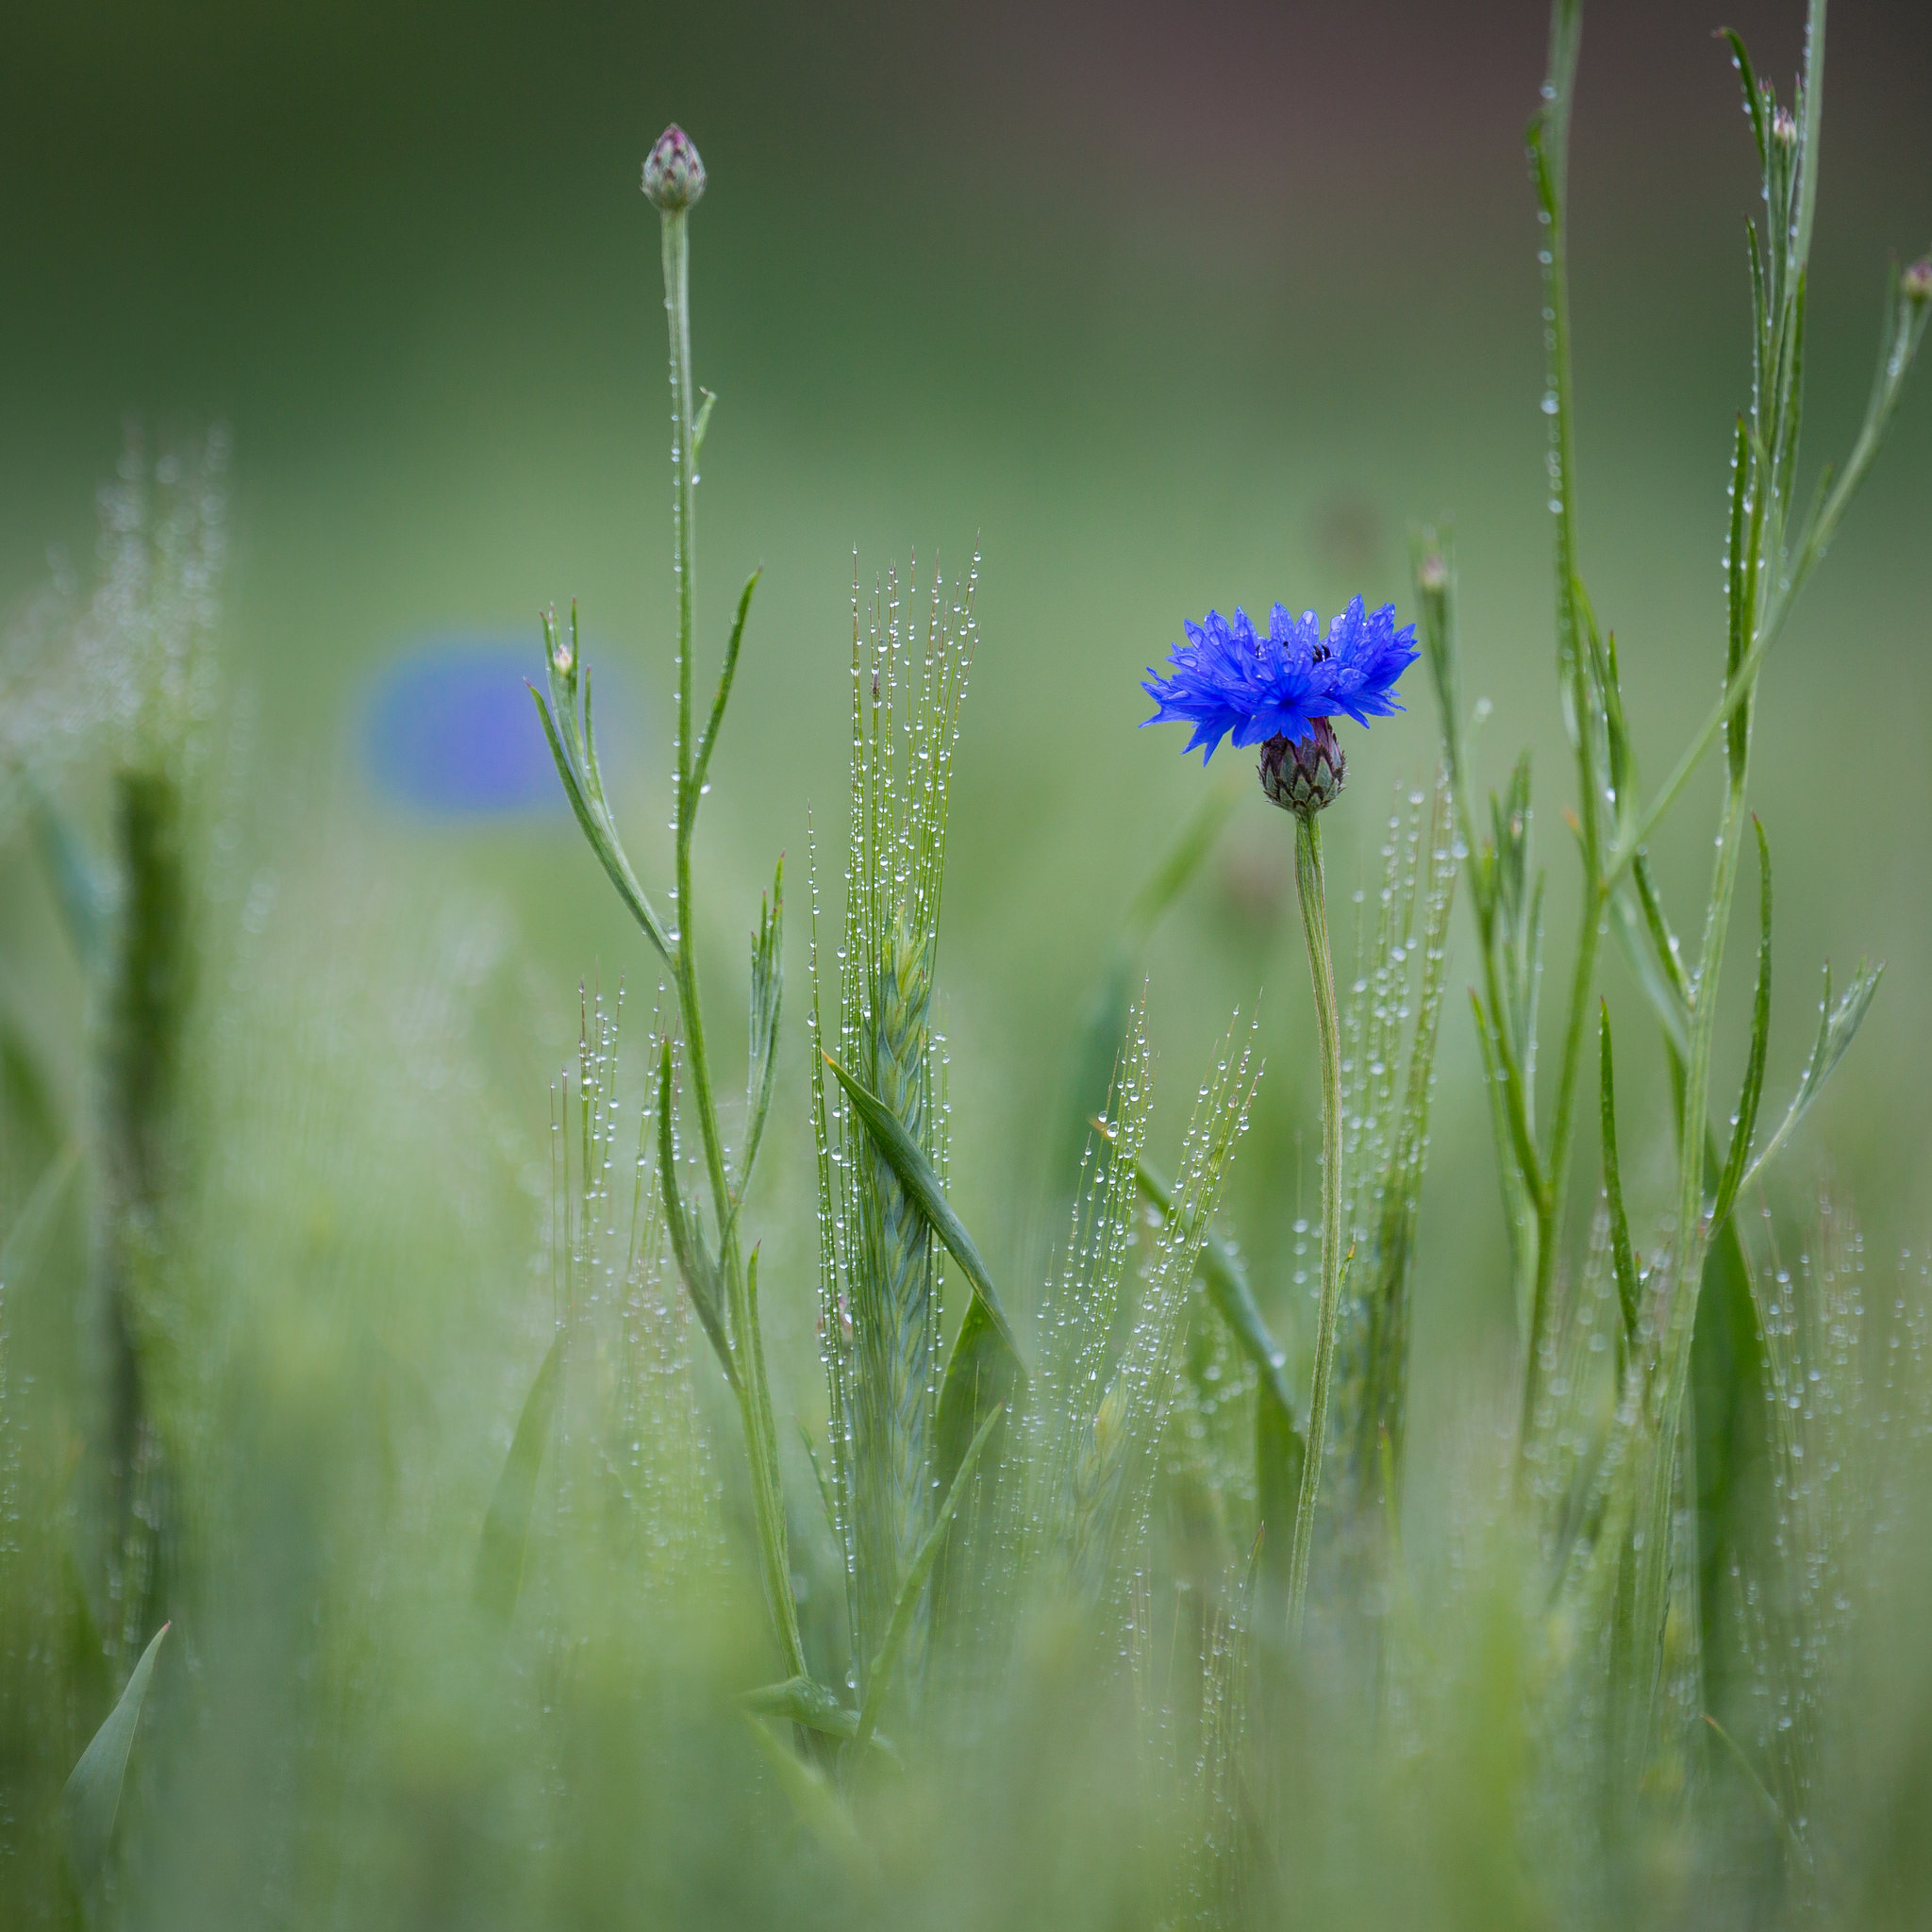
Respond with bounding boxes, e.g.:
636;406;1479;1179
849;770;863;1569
1286;811;1341;1633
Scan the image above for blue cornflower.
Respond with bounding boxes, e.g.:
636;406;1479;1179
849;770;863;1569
1140;604;1334;762
1315;596;1419;725
1142;594;1417;814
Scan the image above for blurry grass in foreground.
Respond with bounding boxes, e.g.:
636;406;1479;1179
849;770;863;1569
6;3;1932;1929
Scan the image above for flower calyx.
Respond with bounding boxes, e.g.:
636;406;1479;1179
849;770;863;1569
1259;720;1345;818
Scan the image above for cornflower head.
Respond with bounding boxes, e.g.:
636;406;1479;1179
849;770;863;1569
1141;595;1417;815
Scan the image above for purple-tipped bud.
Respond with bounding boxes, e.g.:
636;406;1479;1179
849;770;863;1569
1258;720;1345;818
1417;553;1448;594
643;125;706;212
1904;258;1932;306
1771;108;1798;148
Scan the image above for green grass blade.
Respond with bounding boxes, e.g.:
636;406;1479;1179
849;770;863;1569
691;568;760;811
1739;958;1884;1198
740;1675;857;1740
855;1402;1003;1751
1598;1004;1641;1350
473;1325;567;1623
822;1049;1020;1359
528;682;673;965
658;1040;737;1387
739;1714;875;1884
934;1290;1024;1502
1711;819;1773;1228
62;1621;170;1883
736;856;784;1199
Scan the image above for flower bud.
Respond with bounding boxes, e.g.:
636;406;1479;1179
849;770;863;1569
1258;719;1345;817
643;125;706;212
1771;108;1797;149
1904;258;1932;307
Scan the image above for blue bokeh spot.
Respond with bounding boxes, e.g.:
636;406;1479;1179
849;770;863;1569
362;638;639;818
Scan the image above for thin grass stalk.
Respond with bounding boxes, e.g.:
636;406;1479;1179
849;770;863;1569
1286;813;1341;1631
1522;0;1607;1450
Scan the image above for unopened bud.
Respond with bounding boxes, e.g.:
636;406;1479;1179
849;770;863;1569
643;125;706;212
1771;108;1798;148
1903;258;1932;306
1418;553;1448;593
1259;720;1345;818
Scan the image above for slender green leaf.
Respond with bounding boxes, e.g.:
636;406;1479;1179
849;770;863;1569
691;569;760;810
934;1289;1024;1503
1598;1004;1641;1350
822;1049;1019;1358
734;855;784;1206
855;1402;1003;1750
691;385;716;459
1704;1712;1808;1866
658;1040;736;1387
1711;819;1773;1228
62;1622;170;1881
739;1714;874;1883
1739;958;1884;1198
1255;1380;1307;1603
474;1326;567;1623
740;1675;857;1740
529;679;672;964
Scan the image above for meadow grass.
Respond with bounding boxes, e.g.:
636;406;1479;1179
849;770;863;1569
4;2;1932;1927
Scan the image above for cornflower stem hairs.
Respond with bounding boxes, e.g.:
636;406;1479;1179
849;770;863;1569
1141;597;1416;1633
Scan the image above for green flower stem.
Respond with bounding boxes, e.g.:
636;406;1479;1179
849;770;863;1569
658;197;805;1682
1286;810;1342;1634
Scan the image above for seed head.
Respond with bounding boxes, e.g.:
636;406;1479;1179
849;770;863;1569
643;125;706;212
1258;720;1346;818
1903;258;1932;307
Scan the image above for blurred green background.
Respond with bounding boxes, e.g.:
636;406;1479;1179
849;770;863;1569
3;0;1929;1423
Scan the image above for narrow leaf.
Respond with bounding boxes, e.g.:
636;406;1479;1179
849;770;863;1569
691;386;717;459
737;856;783;1198
658;1040;736;1387
1711;818;1773;1227
740;1675;857;1740
691;569;760;808
1599;1003;1641;1348
822;1049;1020;1358
529;684;672;964
1739;959;1884;1198
1704;1712;1807;1866
934;1289;1023;1503
473;1326;567;1623
739;1714;874;1882
62;1622;170;1881
855;1402;1003;1751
